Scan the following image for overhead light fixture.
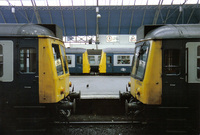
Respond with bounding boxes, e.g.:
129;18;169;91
97;14;101;18
11;7;15;13
96;7;99;13
179;6;183;12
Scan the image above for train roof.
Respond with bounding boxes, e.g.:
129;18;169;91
87;49;102;55
102;48;134;54
0;23;55;37
65;48;87;54
141;24;200;40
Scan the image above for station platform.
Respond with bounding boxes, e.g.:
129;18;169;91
70;75;130;99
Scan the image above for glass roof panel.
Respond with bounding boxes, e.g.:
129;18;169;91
73;0;85;6
1;0;199;6
6;0;22;6
123;0;136;6
135;0;148;5
21;0;32;6
85;0;97;6
162;0;173;5
186;0;198;4
47;0;59;6
99;0;110;6
148;0;160;5
35;0;47;6
110;0;123;5
60;0;72;6
173;0;185;5
0;1;9;6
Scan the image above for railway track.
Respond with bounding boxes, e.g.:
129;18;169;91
1;114;196;135
54;120;141;125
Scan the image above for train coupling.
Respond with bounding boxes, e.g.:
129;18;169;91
125;100;142;114
119;90;131;101
68;85;81;101
59;99;76;113
119;84;132;101
69;90;81;101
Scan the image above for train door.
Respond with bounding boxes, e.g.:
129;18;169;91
0;41;13;82
106;54;113;73
67;55;75;73
162;40;187;106
186;42;200;131
17;38;39;104
186;42;200;83
76;54;82;73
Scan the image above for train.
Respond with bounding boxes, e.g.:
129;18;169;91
120;24;200;131
0;24;79;128
99;48;134;74
87;49;102;73
65;48;90;74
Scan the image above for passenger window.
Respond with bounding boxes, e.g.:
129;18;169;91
60;46;68;74
67;56;72;65
106;56;112;64
117;55;130;64
88;56;95;64
197;46;200;79
0;45;3;77
20;48;36;73
198;46;200;56
77;56;82;64
52;44;64;76
164;49;180;75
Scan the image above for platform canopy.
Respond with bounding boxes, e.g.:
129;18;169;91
0;0;200;36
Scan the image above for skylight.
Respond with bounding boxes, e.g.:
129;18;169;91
0;0;198;6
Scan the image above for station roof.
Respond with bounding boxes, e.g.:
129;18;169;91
0;0;200;36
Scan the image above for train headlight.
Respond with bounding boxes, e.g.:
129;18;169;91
60;87;65;95
69;81;72;87
128;82;131;87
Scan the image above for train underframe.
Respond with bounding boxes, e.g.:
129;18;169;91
119;91;198;134
0;91;80;134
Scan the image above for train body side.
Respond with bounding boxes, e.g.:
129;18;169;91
39;36;70;103
130;24;200;107
0;24;70;105
131;40;162;105
66;48;90;74
0;36;70;105
99;48;134;74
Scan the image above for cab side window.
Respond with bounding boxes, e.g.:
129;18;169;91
60;46;68;74
77;56;82;64
0;45;3;77
20;48;36;73
134;45;149;79
106;56;112;64
197;46;200;79
52;44;64;76
164;49;180;75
